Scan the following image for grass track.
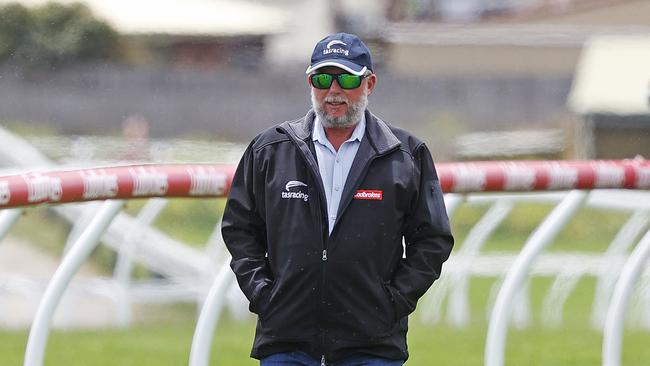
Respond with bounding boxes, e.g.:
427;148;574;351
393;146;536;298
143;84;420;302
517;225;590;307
2;316;650;365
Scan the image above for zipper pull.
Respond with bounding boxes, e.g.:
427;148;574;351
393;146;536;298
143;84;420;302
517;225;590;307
321;355;326;366
322;249;327;261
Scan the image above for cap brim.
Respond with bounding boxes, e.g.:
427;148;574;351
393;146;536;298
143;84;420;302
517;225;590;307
305;60;367;76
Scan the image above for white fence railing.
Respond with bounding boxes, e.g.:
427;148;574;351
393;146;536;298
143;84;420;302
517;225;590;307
0;161;650;366
0;129;648;366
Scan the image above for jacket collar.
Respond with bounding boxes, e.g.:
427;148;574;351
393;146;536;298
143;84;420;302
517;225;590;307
283;109;401;155
282;109;402;240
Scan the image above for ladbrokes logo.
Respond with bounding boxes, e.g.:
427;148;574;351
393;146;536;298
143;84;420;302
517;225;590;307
282;180;309;202
353;189;383;200
323;40;349;56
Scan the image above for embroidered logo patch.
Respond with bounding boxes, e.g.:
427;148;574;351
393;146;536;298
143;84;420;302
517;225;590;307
282;180;309;202
353;190;383;200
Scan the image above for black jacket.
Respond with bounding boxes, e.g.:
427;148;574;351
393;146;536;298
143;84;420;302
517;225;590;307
221;109;453;362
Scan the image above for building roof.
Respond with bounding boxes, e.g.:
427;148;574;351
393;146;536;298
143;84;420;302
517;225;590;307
385;22;650;46
568;35;650;115
0;0;288;36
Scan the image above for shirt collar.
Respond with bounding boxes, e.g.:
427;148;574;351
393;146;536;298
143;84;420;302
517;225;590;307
312;113;366;145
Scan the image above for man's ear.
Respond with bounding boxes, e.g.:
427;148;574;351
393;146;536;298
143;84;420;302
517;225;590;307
366;74;377;95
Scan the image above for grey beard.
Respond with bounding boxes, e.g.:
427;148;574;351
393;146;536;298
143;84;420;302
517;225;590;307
311;89;368;129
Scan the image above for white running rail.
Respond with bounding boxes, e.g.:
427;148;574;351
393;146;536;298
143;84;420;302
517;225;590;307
0;128;649;366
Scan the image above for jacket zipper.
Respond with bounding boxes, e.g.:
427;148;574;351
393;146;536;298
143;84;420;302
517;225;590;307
313;158;329;362
319;200;328;360
282;124;394;360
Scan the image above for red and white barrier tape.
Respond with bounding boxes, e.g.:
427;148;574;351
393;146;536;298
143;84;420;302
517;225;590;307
437;160;650;193
0;165;235;208
0;160;648;208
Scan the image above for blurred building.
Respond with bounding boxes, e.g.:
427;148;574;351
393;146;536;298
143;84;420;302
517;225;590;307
384;0;650;77
381;0;650;160
1;0;649;160
568;35;650;159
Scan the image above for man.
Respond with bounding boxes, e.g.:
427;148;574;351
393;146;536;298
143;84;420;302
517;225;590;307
222;33;454;366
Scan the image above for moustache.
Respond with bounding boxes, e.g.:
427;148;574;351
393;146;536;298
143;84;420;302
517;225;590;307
323;95;348;104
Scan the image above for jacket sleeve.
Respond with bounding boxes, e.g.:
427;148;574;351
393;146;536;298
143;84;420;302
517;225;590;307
388;143;454;319
221;141;273;316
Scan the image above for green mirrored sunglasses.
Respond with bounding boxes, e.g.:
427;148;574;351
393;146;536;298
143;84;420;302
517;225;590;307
310;73;367;90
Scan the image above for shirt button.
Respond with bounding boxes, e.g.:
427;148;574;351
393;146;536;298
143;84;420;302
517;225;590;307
334;186;340;191
335;158;340;163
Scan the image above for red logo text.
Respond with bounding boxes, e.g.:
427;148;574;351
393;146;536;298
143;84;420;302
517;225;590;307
353;190;383;200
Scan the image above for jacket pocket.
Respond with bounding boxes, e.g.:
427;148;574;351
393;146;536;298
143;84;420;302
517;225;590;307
258;271;318;338
251;282;275;318
326;276;398;341
381;282;398;324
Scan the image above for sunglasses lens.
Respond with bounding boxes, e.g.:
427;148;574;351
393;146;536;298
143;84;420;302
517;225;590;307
311;74;333;89
337;74;362;89
311;73;364;89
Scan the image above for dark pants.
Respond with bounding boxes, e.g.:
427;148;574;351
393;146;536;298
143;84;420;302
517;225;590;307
260;351;404;366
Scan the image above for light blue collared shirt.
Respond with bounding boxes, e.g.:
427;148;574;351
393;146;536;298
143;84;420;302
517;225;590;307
312;115;366;234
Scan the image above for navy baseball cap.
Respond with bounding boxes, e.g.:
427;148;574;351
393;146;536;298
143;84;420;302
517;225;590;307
305;33;373;76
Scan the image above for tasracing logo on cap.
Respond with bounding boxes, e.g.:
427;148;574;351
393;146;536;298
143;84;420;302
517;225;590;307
326;40;347;49
323;40;349;56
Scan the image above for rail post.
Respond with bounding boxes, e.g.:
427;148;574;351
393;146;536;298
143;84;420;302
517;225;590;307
24;200;125;366
484;190;589;366
602;229;650;366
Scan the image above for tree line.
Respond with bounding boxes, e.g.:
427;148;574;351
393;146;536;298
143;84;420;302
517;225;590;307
0;2;120;68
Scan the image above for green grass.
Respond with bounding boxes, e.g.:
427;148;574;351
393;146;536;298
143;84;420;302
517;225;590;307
451;202;634;252
10;207;71;256
2;311;649;366
0;308;257;366
1;278;649;365
123;197;226;246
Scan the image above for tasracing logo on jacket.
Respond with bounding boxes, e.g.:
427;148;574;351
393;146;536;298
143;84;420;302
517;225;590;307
353;189;383;200
282;180;309;202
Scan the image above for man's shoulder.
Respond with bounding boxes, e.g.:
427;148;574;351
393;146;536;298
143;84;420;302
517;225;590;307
369;113;425;154
250;116;304;150
388;124;424;150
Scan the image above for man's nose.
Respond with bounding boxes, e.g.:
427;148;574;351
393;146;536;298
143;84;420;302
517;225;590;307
328;78;344;93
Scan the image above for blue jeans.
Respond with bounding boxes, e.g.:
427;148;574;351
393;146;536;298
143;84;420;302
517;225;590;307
260;351;404;366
